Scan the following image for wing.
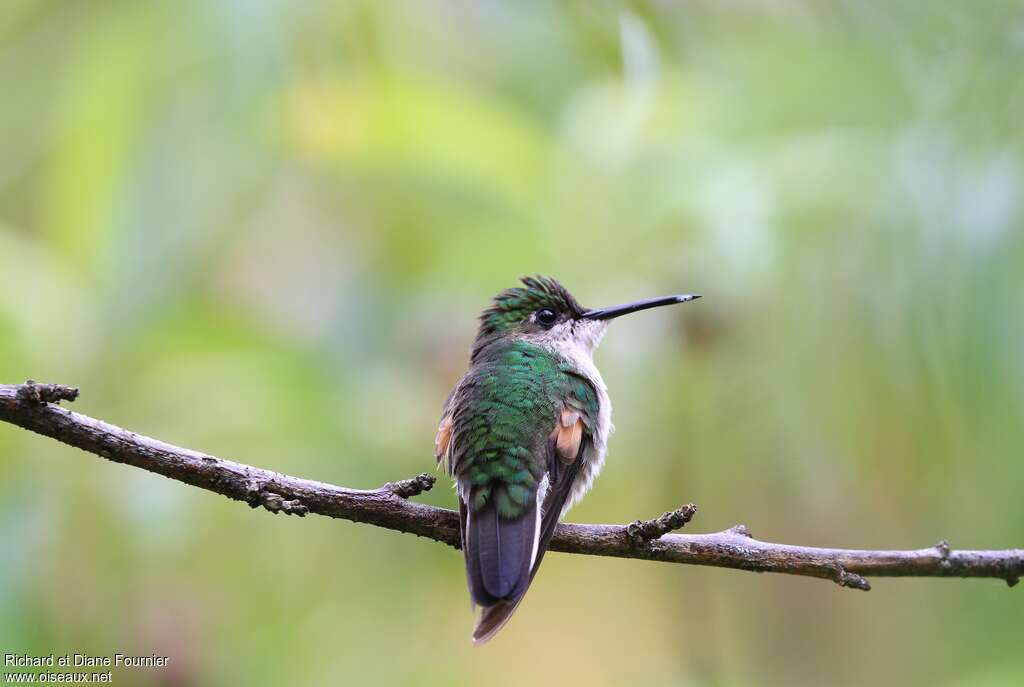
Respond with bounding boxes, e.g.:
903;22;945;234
535;404;588;569
472;380;597;644
436;347;600;645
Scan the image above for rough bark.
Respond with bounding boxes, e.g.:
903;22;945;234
2;381;1021;590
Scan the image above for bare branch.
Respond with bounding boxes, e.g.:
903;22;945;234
626;504;697;544
1;382;1021;589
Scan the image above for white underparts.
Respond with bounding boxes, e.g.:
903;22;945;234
530;319;613;516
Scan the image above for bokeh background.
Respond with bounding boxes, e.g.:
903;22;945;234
2;1;1023;685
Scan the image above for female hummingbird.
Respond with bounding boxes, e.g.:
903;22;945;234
435;276;700;643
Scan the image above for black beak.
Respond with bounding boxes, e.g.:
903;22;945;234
582;294;701;321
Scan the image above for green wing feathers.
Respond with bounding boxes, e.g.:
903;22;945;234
437;339;600;642
442;341;598;517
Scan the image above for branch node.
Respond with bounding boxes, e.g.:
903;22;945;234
626;503;697;544
727;524;753;538
832;565;871;591
385;473;436;498
17;380;79;405
258;491;309;516
244;478;264;499
935;539;952;569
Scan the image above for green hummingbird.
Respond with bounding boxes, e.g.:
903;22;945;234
435;276;700;643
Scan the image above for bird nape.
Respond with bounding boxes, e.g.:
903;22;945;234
435;276;700;644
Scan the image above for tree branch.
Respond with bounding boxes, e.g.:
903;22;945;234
1;381;1021;590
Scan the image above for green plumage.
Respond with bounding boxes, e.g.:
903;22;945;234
439;275;697;642
448;339;598;518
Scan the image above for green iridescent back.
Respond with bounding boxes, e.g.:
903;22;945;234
447;339;599;518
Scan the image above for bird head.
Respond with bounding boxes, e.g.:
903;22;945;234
472;276;700;361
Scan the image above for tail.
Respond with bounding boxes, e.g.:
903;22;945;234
462;498;539;644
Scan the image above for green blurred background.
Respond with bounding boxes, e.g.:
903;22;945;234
2;1;1023;685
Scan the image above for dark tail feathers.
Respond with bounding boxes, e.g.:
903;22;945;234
463;499;538;643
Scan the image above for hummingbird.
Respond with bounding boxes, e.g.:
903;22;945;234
435;276;700;643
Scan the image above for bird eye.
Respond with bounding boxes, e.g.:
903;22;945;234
535;308;557;327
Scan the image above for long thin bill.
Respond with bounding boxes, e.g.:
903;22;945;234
582;294;701;321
